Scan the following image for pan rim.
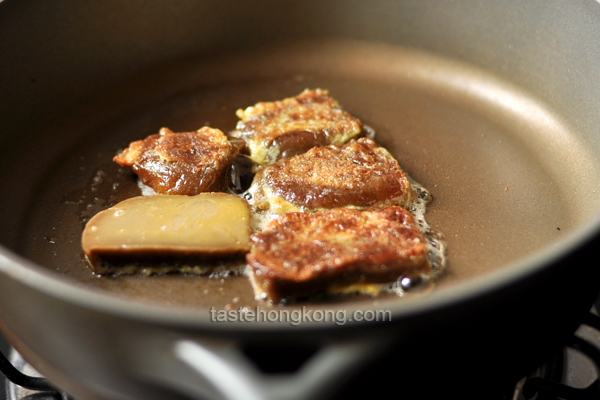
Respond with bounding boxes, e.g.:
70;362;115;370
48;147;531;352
1;210;599;332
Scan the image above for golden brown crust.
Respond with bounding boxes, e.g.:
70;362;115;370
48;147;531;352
249;137;415;213
113;127;236;195
231;89;363;166
247;206;430;302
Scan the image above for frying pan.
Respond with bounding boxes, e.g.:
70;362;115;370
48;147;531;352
2;1;600;399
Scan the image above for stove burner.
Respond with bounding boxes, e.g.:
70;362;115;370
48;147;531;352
1;350;73;400
516;313;600;400
1;313;600;400
504;312;600;400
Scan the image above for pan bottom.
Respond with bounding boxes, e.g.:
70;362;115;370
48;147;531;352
11;39;600;311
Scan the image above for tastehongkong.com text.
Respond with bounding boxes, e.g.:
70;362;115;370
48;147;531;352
209;306;392;326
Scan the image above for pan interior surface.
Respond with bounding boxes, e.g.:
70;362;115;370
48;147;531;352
6;40;600;313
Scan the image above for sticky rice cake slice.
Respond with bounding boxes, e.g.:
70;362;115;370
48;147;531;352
114;127;236;195
248;137;415;214
247;206;431;302
231;89;363;167
82;193;250;274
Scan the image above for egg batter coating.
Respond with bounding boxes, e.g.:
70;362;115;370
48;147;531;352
113;127;236;195
247;206;431;302
230;89;363;167
248;137;415;214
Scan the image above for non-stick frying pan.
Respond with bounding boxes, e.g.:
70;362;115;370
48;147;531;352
2;1;600;399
